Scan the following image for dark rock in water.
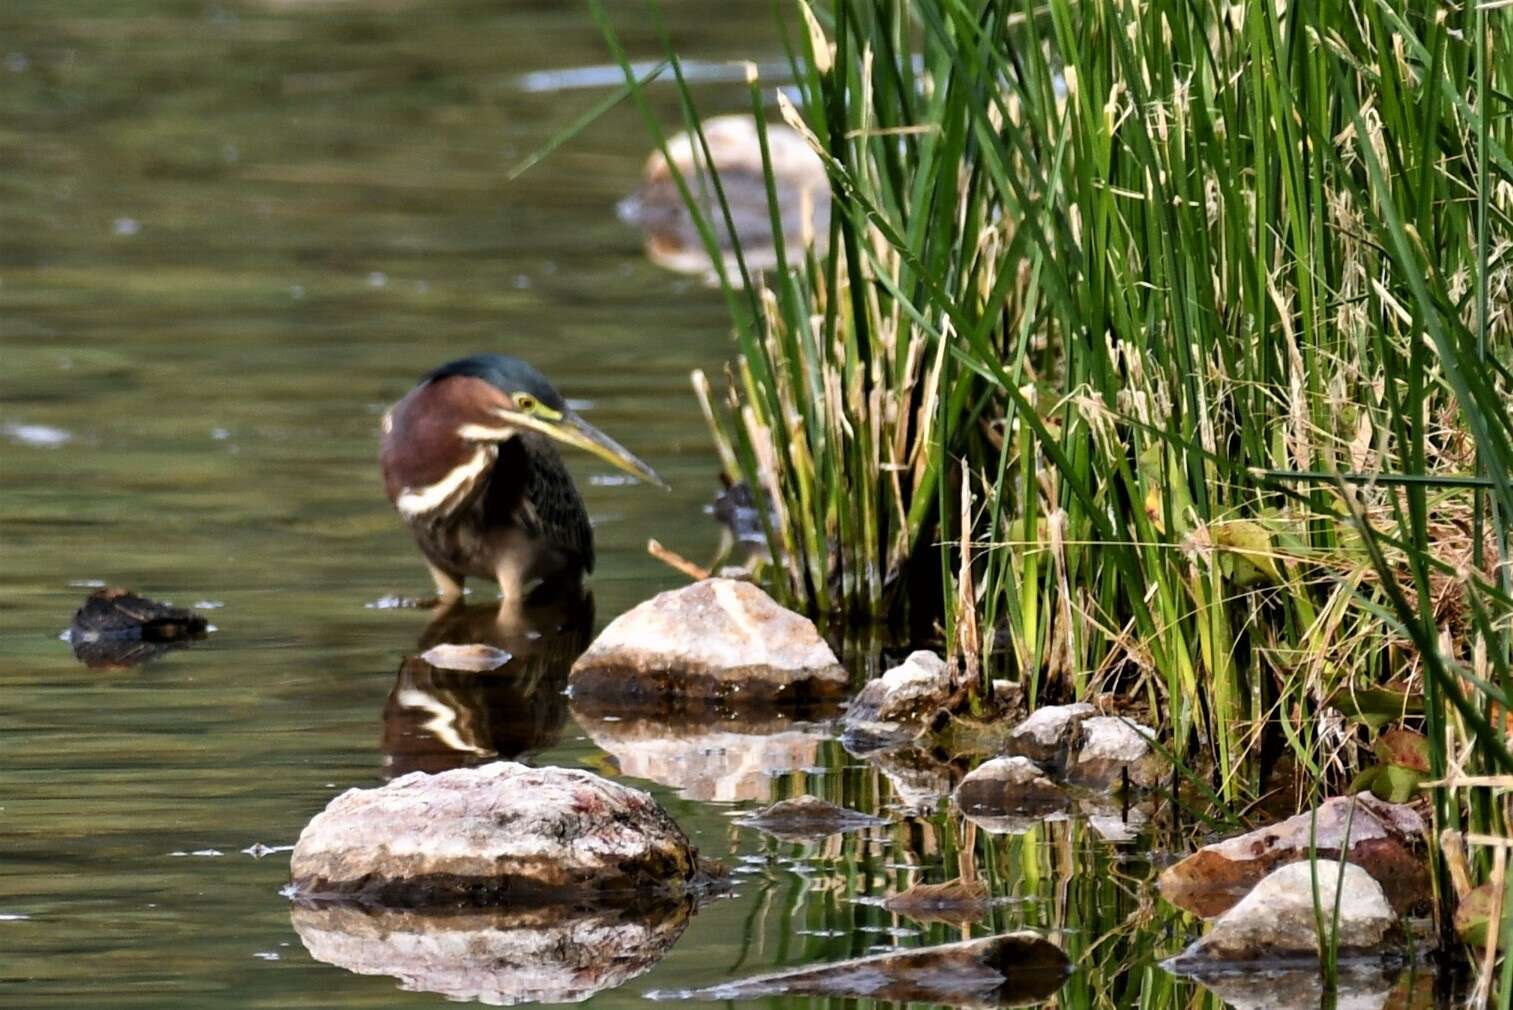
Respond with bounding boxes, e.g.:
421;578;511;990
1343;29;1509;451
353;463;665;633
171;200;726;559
568;579;847;705
883;877;992;925
664;932;1069;1008
572;698;836;802
289;763;701;906
67;587;209;668
954;756;1069;819
1164;860;1399;967
1158;795;1429;918
292;897;692;1006
736;795;887;840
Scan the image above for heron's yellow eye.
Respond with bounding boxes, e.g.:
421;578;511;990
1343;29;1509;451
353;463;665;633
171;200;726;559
514;393;538;413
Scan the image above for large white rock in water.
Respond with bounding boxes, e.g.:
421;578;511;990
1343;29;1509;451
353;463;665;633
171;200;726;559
289;763;699;904
292;900;691;1006
569;579;847;703
1003;703;1096;762
1171;860;1397;965
841;651;957;749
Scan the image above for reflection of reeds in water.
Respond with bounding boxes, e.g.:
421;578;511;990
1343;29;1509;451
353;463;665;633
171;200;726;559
716;748;1437;1008
381;592;593;778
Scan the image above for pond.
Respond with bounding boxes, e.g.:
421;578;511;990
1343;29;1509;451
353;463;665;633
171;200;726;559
0;2;1444;1008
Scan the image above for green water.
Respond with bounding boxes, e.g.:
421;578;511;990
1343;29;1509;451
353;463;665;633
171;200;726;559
0;3;1440;1008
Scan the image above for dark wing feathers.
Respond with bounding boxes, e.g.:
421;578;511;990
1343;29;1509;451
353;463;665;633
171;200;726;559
517;433;595;573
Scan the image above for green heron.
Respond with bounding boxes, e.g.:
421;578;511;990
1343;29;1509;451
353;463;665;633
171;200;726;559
380;354;664;604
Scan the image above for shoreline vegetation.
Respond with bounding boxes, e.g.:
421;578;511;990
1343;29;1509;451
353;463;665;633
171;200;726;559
596;0;1513;994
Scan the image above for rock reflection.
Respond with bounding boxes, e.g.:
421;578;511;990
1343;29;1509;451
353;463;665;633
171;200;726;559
666;931;1070;1008
572;698;837;802
382;592;593;777
1172;960;1418;1010
292;896;692;1006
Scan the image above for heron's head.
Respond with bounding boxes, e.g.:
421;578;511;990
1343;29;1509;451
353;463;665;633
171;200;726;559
382;355;665;497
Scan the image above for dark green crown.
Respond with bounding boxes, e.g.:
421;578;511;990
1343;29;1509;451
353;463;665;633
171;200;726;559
425;354;567;412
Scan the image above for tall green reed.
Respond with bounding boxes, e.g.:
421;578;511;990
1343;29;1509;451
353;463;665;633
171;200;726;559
605;0;1513;817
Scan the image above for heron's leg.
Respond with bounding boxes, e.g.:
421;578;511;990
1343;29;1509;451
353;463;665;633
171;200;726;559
426;560;466;605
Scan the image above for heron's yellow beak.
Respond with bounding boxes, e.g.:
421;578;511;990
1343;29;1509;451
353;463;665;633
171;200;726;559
507;409;667;489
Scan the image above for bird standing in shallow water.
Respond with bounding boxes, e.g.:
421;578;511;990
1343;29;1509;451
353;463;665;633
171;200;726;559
380;354;664;605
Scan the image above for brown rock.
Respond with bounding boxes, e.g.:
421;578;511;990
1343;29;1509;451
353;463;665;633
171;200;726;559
736;795;887;840
289;763;699;905
569;579;847;704
1159;795;1429;918
883;877;991;925
620;115;830;282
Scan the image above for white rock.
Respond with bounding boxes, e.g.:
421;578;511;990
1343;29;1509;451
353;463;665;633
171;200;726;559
842;651;955;747
954;756;1067;818
569;579;846;702
1005;703;1096;761
1068;716;1166;789
289;762;699;904
1174;860;1397;964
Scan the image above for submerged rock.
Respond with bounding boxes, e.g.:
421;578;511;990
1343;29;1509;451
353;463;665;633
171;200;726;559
842;651;959;750
954;756;1068;819
619;114;829;282
883;877;992;925
666;932;1069;1007
417;643;512;672
67;586;210;669
292;898;691;1006
568;579;846;704
1167;860;1398;967
736;795;887;840
289;763;699;905
1159;795;1429;918
573;701;833;802
1002;703;1096;763
1067;716;1165;790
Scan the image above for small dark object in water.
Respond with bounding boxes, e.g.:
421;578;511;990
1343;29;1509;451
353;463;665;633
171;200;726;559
710;478;768;546
736;794;887;840
68;587;208;668
660;931;1070;1008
